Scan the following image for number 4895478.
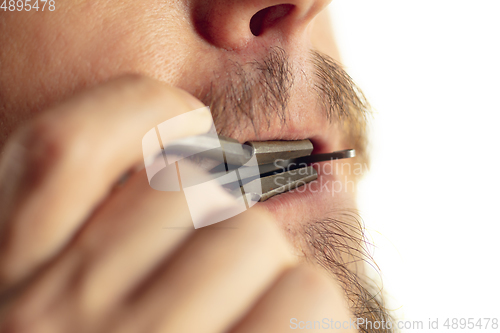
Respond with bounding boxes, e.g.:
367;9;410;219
1;0;56;11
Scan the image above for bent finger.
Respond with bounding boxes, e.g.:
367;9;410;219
0;75;211;287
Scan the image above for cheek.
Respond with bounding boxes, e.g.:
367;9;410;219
0;1;193;125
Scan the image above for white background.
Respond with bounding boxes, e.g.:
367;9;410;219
329;1;500;332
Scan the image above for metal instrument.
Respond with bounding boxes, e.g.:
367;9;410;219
163;135;355;202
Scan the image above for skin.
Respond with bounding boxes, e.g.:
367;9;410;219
0;1;363;332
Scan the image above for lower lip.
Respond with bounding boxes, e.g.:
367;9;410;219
255;172;335;222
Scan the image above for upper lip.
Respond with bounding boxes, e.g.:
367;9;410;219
187;58;341;156
207;101;339;156
229;121;337;156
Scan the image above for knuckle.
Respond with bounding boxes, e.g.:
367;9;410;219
14;117;84;185
107;74;156;94
243;209;285;243
226;208;296;264
106;74;198;111
1;303;35;333
286;265;337;298
106;74;169;102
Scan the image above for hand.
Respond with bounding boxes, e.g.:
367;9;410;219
0;75;354;333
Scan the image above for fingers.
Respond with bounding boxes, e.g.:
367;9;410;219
0;159;254;332
107;209;296;333
0;166;350;333
230;265;357;333
0;170;195;332
1;205;296;333
0;75;211;287
61;169;194;319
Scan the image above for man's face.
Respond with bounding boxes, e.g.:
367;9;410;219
0;0;364;226
0;0;376;324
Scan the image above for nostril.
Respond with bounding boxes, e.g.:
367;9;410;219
250;7;270;36
250;4;295;37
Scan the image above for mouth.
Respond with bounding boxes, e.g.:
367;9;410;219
204;91;353;223
183;49;360;224
189;113;357;229
256;158;345;228
233;139;355;202
231;133;356;225
170;128;352;224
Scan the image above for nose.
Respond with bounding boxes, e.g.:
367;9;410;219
191;0;331;50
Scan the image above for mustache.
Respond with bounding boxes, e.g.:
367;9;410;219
200;47;370;162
